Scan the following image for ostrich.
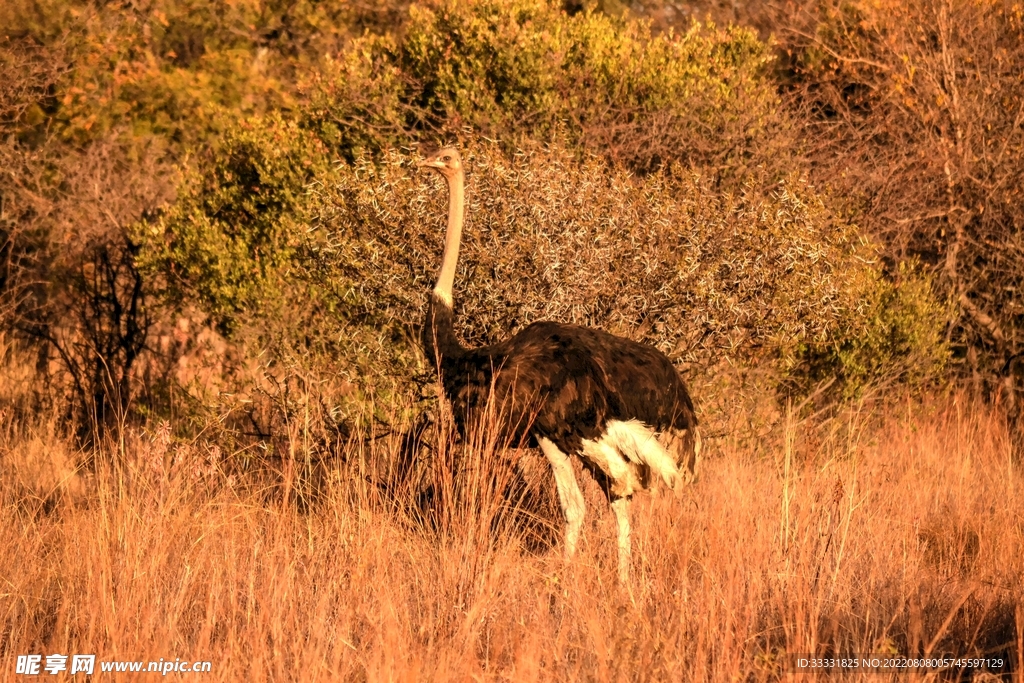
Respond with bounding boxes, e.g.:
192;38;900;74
418;147;701;583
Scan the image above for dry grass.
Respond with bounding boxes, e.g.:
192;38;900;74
1;389;1023;681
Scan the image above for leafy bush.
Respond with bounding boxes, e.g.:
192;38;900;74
308;0;790;175
0;0;351;439
139;114;334;330
766;0;1024;397
3;0;958;447
146;123;945;415
1;0;415;149
304;143;945;394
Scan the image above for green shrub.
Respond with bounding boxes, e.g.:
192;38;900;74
793;261;948;395
139;113;334;330
1;0;377;148
132;1;948;436
308;0;789;175
301;142;945;397
772;0;1024;390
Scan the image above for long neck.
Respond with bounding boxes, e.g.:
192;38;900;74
423;171;467;367
433;171;464;305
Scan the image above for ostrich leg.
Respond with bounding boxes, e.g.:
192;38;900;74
538;437;586;556
610;497;632;584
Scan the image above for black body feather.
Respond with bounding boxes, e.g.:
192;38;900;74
423;293;698;457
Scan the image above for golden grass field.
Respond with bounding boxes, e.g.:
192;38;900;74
2;386;1022;681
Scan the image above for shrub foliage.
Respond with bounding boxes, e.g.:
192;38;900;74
309;0;789;175
148;127;945;411
755;0;1024;407
2;0;961;445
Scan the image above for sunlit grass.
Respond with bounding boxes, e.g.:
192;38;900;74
1;391;1021;681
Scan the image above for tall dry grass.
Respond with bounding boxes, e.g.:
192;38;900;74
1;387;1022;681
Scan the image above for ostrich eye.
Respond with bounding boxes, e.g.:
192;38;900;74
443;155;451;162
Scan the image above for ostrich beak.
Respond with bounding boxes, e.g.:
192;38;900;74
417;159;444;169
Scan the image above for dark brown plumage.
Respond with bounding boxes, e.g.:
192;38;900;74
424;296;698;458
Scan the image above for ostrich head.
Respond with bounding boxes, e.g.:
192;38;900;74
417;148;463;179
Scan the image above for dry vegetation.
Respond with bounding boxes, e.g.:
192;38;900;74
3;377;1022;680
